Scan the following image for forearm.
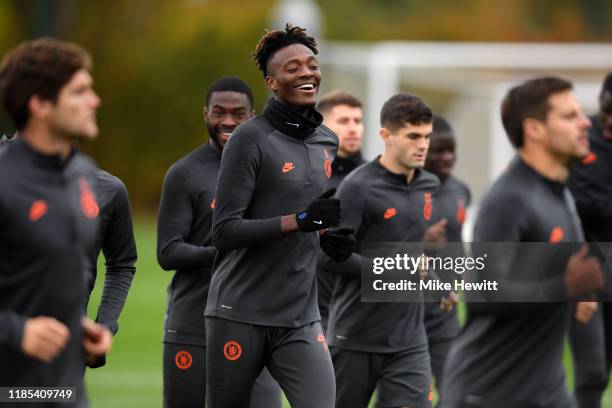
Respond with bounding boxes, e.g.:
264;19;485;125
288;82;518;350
157;242;217;271
96;268;135;334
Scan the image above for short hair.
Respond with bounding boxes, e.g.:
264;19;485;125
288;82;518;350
432;115;453;135
599;72;612;113
380;93;432;131
252;23;318;77
501;76;572;149
317;90;362;114
206;76;254;109
0;37;92;130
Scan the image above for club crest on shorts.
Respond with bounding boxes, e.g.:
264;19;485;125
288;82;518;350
223;340;242;361
175;350;193;370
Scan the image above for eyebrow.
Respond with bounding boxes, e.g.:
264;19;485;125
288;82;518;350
283;56;318;66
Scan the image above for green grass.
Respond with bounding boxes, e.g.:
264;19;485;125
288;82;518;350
86;218;612;407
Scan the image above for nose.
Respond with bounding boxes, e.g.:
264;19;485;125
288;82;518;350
91;90;101;108
220;113;238;127
298;64;315;78
581;113;591;129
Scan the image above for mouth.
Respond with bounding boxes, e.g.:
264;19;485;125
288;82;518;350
217;129;234;141
295;83;317;93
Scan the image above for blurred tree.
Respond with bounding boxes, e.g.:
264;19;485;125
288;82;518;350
0;0;610;210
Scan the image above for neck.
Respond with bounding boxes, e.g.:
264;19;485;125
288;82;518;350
519;146;569;183
208;138;222;154
274;96;309;114
379;153;415;183
20;124;71;160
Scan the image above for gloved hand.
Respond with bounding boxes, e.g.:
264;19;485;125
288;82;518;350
296;188;341;232
320;226;356;262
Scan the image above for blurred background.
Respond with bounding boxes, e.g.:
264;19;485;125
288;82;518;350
1;0;612;406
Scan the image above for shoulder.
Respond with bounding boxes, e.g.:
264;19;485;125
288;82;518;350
414;169;441;190
317;124;339;145
337;160;377;194
95;169;129;200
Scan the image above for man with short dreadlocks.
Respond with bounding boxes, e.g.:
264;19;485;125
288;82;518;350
204;24;355;408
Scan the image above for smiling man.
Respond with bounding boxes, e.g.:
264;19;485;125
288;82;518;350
0;37;111;407
157;76;281;408
204;25;355;408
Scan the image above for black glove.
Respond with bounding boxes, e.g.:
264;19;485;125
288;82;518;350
320;226;356;262
296;188;341;232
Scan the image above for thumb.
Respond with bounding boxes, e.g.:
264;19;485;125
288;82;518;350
575;244;589;259
434;218;448;228
318;188;337;199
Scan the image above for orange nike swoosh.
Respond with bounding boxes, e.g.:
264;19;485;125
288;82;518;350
282;162;295;173
384;208;397;219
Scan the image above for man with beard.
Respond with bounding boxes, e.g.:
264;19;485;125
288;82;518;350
157;77;281;408
316;90;366;331
423;116;470;399
567;72;612;408
204;25;355;408
440;77;604;408
0;37;111;406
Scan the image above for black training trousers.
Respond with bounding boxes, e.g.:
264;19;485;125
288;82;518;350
163;342;282;408
205;317;335;408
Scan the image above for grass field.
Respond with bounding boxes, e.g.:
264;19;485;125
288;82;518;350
86;218;612;407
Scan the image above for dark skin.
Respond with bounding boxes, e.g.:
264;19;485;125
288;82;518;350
264;43;323;234
265;43;321;113
204;91;254;152
424;131;456;183
599;90;612;140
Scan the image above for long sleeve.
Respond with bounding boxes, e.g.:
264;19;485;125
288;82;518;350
96;183;137;335
157;165;217;271
0;311;25;352
212;129;283;251
467;192;567;317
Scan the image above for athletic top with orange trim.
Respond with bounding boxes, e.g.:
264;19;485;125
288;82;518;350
0;139;99;390
569;115;612;243
87;169;137;335
323;158;440;353
424;176;470;341
157;143;220;345
440;157;583;408
317;151;366;326
205;98;338;327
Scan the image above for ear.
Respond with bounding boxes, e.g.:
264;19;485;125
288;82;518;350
379;127;391;146
28;95;52;121
266;75;278;93
250;109;256;117
523;117;544;144
203;106;209;124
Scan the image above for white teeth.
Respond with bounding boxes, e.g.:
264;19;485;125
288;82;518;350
299;84;314;90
